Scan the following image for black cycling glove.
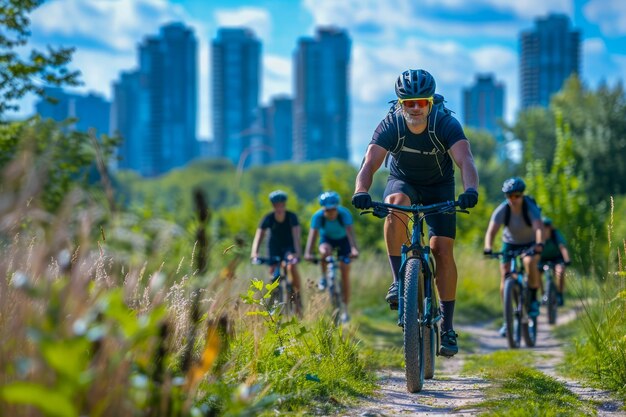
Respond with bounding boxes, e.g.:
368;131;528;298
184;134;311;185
458;188;479;209
352;192;372;209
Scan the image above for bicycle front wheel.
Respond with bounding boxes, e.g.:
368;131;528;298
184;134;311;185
546;272;558;325
503;278;521;349
403;258;425;393
522;289;538;347
423;273;438;380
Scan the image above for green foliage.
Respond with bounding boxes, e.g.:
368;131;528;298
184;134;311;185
0;0;80;115
551;77;626;202
0;117;119;213
524;110;600;272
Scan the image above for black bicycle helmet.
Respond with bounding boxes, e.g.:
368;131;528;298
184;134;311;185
395;69;436;99
501;177;526;194
269;190;287;203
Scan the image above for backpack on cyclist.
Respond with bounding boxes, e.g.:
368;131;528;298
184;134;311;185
384;93;454;167
503;196;541;227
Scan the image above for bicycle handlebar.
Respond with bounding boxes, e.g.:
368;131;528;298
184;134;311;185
252;256;297;266
307;255;353;265
360;200;469;219
485;248;536;259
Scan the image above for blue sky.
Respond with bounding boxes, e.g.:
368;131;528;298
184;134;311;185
21;0;626;163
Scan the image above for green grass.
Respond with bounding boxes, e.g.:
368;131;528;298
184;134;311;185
554;274;626;402
462;351;595;416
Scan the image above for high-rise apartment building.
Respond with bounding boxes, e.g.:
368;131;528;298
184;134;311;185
211;28;261;166
520;14;581;109
462;74;505;141
293;27;350;162
36;87;110;135
112;22;198;177
266;96;293;163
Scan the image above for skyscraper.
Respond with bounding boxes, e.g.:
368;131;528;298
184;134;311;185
520;14;581;109
211;28;261;166
36;87;110;136
462;74;505;141
293;27;350;162
112;22;197;177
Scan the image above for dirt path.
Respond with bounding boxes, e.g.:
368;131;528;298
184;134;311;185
341;308;626;416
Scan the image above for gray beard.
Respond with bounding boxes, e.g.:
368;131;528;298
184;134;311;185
402;109;427;126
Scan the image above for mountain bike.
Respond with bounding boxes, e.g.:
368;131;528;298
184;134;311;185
252;255;299;317
362;199;467;393
487;249;538;348
540;260;560;325
309;255;352;325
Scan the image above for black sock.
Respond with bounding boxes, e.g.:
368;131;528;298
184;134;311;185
530;288;538;301
441;300;455;332
388;255;402;283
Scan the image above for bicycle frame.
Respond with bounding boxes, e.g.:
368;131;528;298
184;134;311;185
310;255;351;323
364;199;464;392
489;248;537;348
397;213;439;330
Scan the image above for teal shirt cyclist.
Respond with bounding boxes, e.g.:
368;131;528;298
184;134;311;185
310;206;353;240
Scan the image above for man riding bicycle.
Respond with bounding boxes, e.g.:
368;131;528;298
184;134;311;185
251;190;303;314
351;69;479;357
483;177;544;336
304;191;359;323
540;217;571;306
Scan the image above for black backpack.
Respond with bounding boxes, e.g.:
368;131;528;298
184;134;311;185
503;196;541;227
384;93;453;167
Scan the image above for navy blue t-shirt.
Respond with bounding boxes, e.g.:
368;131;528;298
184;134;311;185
370;111;467;185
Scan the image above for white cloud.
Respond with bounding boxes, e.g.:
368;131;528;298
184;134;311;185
31;0;189;51
584;0;626;36
302;0;572;39
214;7;272;42
262;55;292;104
583;37;607;55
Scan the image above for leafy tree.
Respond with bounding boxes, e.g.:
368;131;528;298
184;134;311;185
0;117;118;212
0;0;80;116
505;107;556;171
525;111;600;273
551;77;626;202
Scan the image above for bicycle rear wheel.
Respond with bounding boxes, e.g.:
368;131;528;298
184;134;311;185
503;278;521;349
403;258;425;393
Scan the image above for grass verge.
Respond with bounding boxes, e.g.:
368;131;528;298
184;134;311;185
461;350;595;416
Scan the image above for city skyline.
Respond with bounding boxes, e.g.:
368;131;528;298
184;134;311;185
18;0;626;164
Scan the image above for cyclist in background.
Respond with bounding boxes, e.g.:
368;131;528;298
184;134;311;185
251;190;303;314
540;217;571;306
484;177;544;337
304;191;359;323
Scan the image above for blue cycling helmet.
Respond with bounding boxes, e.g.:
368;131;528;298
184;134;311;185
269;190;287;203
319;191;340;209
395;69;436;99
501;177;526;194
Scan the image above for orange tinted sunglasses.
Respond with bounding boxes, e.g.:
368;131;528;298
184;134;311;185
398;97;433;108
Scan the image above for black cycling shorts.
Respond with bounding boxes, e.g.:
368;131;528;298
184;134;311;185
319;236;351;258
268;246;296;260
383;177;456;239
